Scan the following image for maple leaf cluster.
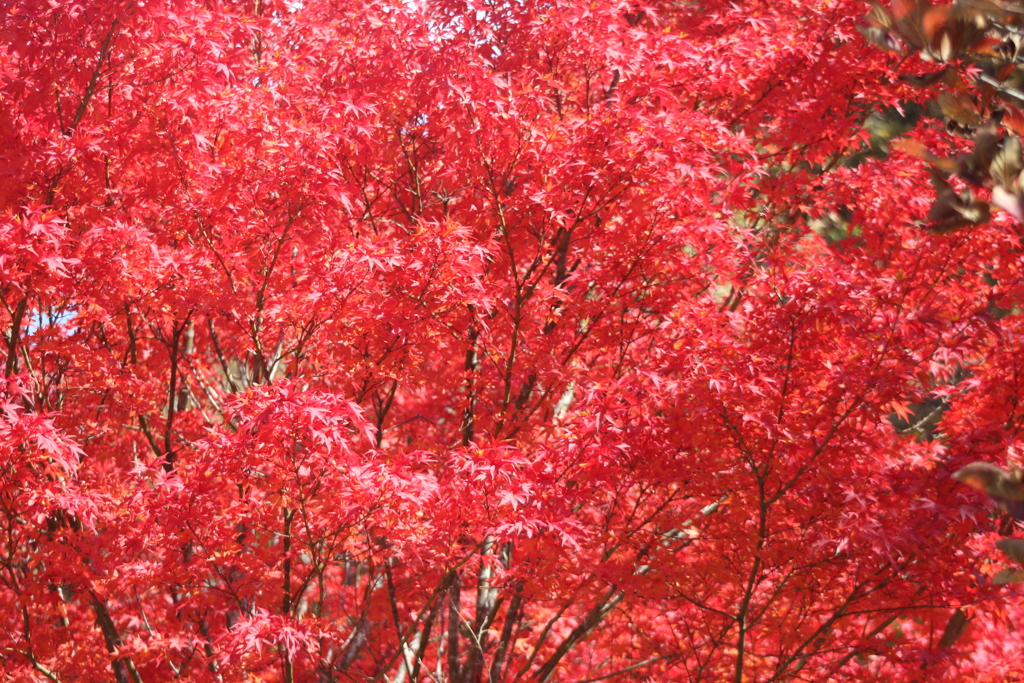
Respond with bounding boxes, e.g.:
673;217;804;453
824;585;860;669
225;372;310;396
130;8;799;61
862;0;1024;231
2;0;1024;680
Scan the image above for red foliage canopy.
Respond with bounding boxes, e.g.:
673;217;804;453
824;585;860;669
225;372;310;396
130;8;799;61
2;0;1024;680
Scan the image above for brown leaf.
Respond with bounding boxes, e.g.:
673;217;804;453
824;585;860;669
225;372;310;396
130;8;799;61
859;25;903;51
937;29;956;61
989;135;1022;187
891;0;920;23
895;139;956;172
937;608;969;648
996;538;1024;566
895;138;937;161
993;567;1024;584
925;173;990;232
868;2;895;29
899;68;950;87
938;92;983;127
992;185;1024;221
970;118;1003;172
922;5;951;39
996;35;1023;62
953;461;1024;501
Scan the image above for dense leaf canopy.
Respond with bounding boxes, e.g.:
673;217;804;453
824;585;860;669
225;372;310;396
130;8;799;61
3;0;1024;680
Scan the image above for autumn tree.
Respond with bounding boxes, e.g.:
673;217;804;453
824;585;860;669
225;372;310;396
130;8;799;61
1;0;1020;680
